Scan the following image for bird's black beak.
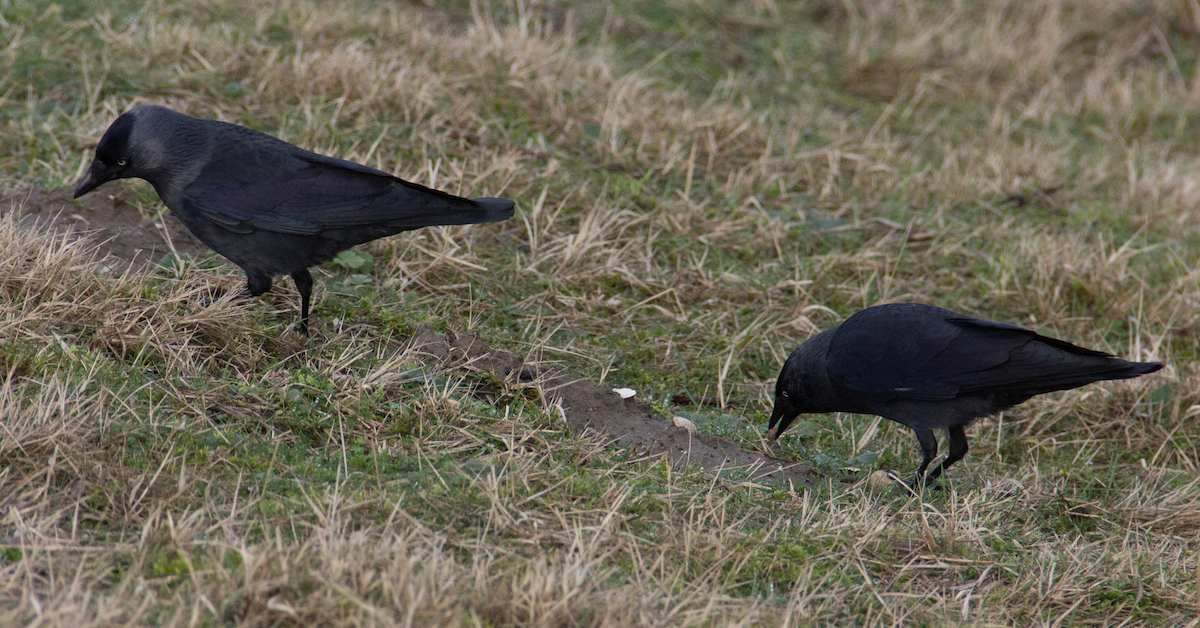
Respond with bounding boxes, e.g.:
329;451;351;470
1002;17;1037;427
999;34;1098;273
765;397;799;440
73;159;119;199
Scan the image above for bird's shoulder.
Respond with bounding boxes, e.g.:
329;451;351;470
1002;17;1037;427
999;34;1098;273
829;304;963;361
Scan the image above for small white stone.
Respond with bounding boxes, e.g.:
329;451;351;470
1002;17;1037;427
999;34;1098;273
612;387;636;399
266;594;296;616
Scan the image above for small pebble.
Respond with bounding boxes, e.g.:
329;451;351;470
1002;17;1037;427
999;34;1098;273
868;469;898;491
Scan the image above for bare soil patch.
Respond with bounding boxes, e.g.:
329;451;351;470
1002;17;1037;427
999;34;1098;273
3;184;812;486
0;183;208;270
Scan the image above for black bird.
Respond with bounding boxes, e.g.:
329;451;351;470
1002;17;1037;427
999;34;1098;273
766;303;1162;486
73;105;515;332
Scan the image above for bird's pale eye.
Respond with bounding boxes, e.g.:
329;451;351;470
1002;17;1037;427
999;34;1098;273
781;390;789;398
117;159;127;166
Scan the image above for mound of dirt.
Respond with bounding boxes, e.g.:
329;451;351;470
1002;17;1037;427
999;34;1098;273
409;325;813;486
0;183;209;270
4;184;813;486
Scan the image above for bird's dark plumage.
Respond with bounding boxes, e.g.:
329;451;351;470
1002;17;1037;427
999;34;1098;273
766;303;1162;486
73;105;515;332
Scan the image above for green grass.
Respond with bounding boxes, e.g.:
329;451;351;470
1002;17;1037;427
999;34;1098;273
1;0;1199;625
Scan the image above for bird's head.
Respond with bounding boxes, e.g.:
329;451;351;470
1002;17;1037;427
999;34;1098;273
73;109;139;198
73;106;175;198
765;372;802;440
765;331;838;440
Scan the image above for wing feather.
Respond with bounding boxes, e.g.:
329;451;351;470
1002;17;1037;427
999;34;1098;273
181;149;492;236
825;304;1129;402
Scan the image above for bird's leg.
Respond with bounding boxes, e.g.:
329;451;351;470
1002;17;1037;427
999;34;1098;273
920;426;969;487
912;428;939;489
245;274;273;299
934;425;969;477
290;269;313;335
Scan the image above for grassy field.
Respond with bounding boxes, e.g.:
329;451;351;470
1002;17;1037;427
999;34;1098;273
2;0;1199;625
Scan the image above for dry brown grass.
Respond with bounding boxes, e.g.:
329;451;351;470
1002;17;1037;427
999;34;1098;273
2;0;1200;625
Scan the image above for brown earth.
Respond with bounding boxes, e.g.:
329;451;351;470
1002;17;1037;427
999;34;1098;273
3;185;814;486
0;182;209;270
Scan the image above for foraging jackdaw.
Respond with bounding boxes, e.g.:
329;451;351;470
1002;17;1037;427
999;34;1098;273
766;303;1162;486
73;105;515;332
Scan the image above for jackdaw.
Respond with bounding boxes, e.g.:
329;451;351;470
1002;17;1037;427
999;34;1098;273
766;303;1162;486
73;105;515;332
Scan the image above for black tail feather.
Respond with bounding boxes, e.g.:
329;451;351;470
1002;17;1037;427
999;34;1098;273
1021;360;1163;395
1128;361;1165;377
470;197;516;223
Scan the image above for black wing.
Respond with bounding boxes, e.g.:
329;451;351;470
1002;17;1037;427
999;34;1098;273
826;304;1136;402
181;147;500;236
827;304;967;401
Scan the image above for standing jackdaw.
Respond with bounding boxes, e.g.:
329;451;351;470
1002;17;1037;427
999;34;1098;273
73;105;515;332
766;303;1162;486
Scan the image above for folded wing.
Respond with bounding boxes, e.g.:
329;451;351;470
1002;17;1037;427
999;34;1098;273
827;307;1152;402
182;150;511;236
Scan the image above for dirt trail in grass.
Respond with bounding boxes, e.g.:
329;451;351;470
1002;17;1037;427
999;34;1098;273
409;325;813;486
3;184;813;487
